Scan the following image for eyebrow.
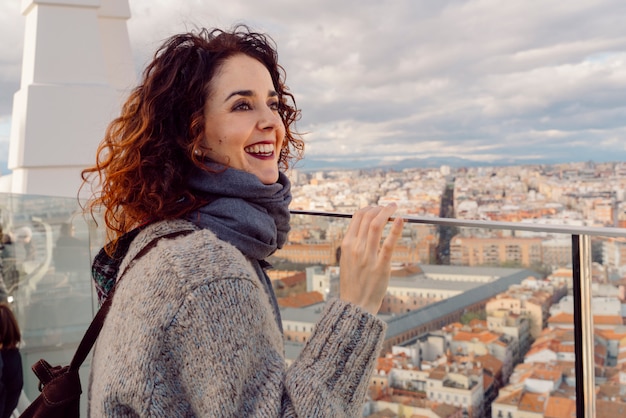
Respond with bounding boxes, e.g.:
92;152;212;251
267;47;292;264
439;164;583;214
224;90;278;102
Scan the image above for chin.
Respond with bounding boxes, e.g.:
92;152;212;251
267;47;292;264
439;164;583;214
256;170;280;185
260;175;280;185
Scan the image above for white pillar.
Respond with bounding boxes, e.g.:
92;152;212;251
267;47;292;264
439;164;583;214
7;0;135;198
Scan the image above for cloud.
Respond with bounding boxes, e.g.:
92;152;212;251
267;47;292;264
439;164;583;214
0;0;625;169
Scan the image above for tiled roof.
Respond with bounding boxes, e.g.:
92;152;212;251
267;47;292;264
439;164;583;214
594;315;624;325
548;312;573;324
494;388;524;406
483;373;494;390
518;392;548;413
531;369;562;382
365;407;397;418
548;312;623;326
595;328;626;340
596;399;626;416
376;356;395;374
475;353;503;374
277;291;324;308
432;402;461;417
544;397;576;418
468;318;487;328
428;369;447;380
453;330;499;344
276;271;307;287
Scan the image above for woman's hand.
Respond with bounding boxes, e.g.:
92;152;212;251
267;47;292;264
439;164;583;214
339;204;404;314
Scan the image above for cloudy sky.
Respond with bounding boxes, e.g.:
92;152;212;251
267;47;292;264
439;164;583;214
1;0;626;171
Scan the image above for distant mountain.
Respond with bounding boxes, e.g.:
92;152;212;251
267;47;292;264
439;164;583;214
292;155;571;172
0;144;607;177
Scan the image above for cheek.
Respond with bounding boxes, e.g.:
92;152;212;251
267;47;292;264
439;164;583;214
206;133;226;151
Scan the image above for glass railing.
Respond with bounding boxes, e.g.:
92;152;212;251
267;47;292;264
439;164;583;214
4;194;624;417
0;192;102;415
286;210;626;418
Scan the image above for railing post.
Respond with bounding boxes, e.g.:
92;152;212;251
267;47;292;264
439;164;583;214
572;234;595;418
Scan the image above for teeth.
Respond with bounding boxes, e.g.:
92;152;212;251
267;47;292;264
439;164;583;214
245;143;274;155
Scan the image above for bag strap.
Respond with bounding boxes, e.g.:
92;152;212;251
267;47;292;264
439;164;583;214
68;286;115;371
68;228;194;371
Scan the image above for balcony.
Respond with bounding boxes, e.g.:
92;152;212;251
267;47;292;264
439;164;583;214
3;193;625;417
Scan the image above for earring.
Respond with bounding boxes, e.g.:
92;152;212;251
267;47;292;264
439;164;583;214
194;149;202;157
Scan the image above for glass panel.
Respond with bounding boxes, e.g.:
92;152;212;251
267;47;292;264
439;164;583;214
1;192;100;413
273;213;594;417
5;199;624;417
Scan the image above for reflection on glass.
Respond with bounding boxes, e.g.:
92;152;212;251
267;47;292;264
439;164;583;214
0;193;99;409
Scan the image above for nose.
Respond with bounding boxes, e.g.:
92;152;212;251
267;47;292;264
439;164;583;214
257;106;282;131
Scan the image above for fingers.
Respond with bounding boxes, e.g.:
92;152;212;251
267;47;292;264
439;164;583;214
342;205;381;251
339;203;403;314
379;216;404;265
362;205;397;259
342;204;403;259
344;204;368;237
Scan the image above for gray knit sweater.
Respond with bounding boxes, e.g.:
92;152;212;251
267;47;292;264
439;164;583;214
88;219;386;417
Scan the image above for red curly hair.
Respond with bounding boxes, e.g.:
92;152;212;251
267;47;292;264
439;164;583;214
81;26;303;246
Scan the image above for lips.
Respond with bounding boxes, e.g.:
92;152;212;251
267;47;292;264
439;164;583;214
244;143;275;157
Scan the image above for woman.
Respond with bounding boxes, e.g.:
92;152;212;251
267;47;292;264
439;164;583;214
82;25;403;417
0;302;23;418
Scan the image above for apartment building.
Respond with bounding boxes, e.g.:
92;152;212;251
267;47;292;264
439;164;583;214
449;236;543;267
603;237;626;276
449;328;515;383
426;364;485;418
487;310;532;364
486;290;552;339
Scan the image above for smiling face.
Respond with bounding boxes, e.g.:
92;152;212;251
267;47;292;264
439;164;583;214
203;54;285;185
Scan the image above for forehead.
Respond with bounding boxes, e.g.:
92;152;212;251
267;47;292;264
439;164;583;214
211;54;274;92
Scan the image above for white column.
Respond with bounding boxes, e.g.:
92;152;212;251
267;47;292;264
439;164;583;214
7;0;135;198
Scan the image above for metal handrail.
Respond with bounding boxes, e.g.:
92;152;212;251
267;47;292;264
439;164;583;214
291;209;620;418
291;209;626;238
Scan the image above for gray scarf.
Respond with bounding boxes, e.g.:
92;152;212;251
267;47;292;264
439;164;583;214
185;162;291;330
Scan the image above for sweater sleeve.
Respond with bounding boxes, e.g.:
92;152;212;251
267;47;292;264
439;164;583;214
282;298;386;417
166;278;385;418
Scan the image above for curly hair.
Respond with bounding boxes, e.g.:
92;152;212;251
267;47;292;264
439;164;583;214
81;25;303;246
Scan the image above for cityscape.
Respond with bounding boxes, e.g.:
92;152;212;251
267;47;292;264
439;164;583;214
266;160;626;418
2;1;625;416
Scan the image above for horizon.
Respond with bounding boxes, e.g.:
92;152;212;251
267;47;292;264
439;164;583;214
1;0;626;168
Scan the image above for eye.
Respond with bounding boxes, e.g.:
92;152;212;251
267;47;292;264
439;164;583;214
233;100;252;111
269;100;280;111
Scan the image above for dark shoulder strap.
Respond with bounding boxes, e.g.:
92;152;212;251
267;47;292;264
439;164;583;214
69;228;194;371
